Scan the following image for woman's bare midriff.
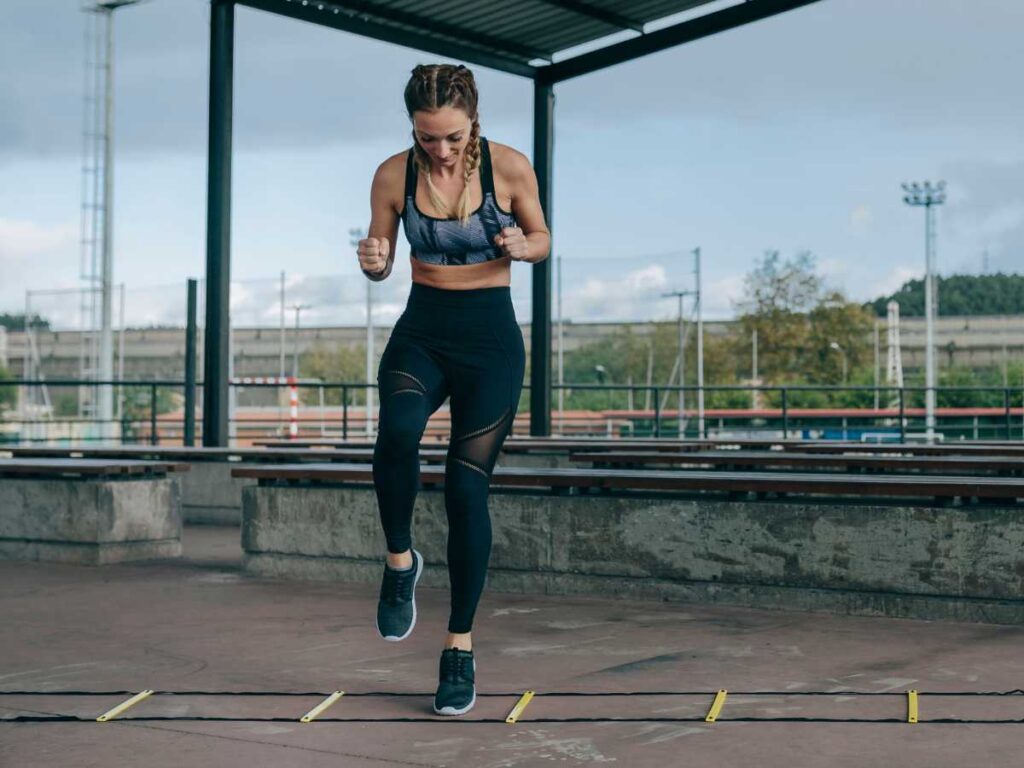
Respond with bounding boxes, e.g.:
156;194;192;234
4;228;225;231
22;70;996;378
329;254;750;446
410;254;513;290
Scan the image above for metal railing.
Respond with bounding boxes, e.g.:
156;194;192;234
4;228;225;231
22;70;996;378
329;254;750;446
1;379;1022;444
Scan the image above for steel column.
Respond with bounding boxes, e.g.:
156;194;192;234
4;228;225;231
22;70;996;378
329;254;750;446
203;0;234;446
530;80;554;436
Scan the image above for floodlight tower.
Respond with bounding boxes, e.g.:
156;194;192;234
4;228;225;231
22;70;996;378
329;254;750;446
80;0;143;435
901;180;945;443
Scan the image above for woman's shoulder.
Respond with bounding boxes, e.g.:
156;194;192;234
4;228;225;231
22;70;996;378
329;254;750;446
486;139;532;180
375;149;412;179
372;149;413;201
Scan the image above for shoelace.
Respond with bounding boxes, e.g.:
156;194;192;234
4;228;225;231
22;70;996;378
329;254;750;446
381;564;415;605
440;650;473;684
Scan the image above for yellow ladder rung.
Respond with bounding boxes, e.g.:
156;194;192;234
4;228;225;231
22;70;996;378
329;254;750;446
300;690;345;723
705;689;728;722
505;690;535;724
907;690;918;724
96;690;155;722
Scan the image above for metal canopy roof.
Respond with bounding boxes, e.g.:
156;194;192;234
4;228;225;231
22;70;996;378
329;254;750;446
237;0;822;82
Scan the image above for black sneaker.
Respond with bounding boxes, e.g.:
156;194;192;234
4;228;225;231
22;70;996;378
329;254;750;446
375;549;423;642
433;647;476;716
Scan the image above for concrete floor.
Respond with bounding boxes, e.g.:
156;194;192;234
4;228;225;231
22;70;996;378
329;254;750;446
1;525;1023;768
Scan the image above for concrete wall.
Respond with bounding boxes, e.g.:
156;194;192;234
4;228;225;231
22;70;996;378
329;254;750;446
0;476;182;565
181;462;255;525
243;484;1024;625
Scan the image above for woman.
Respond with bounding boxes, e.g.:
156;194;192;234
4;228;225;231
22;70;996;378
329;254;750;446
356;63;550;716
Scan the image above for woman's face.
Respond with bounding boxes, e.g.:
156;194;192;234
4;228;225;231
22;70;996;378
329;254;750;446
412;106;472;169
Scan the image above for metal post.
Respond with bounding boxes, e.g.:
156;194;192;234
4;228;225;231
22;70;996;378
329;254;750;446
530;79;554;436
751;327;758;409
342;385;349;440
898;387;906;442
653;387;660;437
781;387;788;439
279;270;286;378
871;319;879;412
902;181;945;444
924;204;936;442
366;279;375;437
695;247;704;438
677;293;684;437
184;279;197;446
97;6;115;438
202;0;234;447
556;252;564;434
116;283;125;427
1005;388;1012;440
150;382;158;446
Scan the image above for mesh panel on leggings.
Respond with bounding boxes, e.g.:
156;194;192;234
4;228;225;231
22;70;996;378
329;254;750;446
448;407;512;478
381;369;426;398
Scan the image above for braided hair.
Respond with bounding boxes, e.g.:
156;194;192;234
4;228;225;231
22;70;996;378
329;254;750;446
404;64;481;225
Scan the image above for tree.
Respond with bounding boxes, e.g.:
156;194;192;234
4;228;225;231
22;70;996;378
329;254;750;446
0;365;15;411
732;251;875;398
300;342;371;405
0;313;51;331
866;273;1024;317
732;251;821;384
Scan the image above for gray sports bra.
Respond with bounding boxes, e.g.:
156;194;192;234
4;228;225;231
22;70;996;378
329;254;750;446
400;137;517;266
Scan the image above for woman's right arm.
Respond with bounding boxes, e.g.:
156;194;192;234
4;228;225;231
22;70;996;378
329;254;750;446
357;157;403;281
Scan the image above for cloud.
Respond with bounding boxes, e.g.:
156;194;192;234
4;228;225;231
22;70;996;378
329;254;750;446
942;160;1024;272
0;217;78;313
0;217;76;257
849;205;872;231
869;265;919;300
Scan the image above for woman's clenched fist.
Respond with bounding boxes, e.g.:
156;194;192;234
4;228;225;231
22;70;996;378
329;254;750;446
358;236;391;276
493;227;529;261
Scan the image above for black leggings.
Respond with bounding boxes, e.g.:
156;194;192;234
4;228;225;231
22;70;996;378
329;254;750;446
373;282;525;634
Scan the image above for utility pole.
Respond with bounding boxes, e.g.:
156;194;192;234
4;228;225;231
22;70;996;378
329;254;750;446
829;341;848;385
289;303;311;378
902;180;946;443
751;327;759;410
279;270;286;378
349;227;374;437
557;252;564;434
694;247;704;438
660;248;702;438
873;319;880;411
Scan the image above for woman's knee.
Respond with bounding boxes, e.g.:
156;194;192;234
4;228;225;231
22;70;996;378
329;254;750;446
377;401;427;454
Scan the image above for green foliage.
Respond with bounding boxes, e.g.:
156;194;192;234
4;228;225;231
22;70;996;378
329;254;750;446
119;385;180;442
0;366;15;411
866;273;1024;317
732;251;875;392
0;313;50;331
300;342;372;405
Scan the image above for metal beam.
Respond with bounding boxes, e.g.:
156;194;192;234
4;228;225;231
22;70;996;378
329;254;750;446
530;80;554;436
532;0;645;32
203;0;234;447
312;0;551;62
536;0;824;84
237;0;538;78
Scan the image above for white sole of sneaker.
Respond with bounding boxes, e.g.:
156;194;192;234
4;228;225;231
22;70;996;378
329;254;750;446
377;549;423;642
433;689;476;716
433;659;476;716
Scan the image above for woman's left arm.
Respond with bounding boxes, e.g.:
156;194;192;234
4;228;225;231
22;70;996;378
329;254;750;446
493;149;551;264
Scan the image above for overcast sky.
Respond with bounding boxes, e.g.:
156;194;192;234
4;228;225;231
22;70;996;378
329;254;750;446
1;0;1022;329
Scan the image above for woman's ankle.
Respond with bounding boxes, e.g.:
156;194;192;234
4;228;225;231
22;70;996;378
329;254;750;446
386;549;413;570
445;632;472;651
